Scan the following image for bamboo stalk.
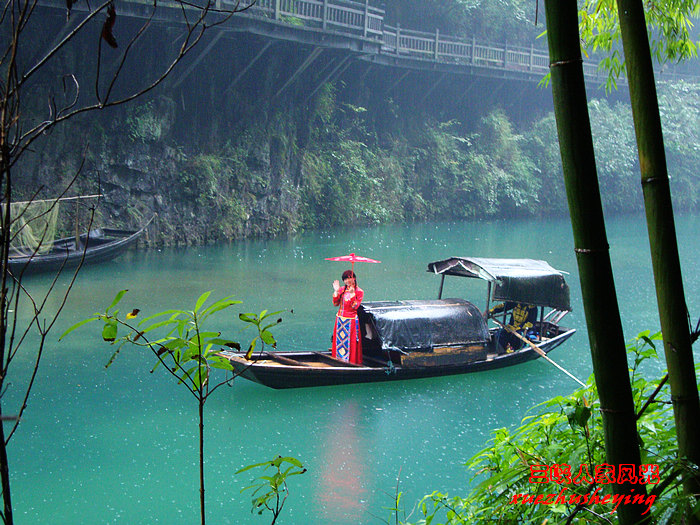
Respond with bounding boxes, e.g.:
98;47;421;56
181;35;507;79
615;0;700;499
543;1;647;523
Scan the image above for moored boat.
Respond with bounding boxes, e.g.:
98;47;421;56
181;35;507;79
6;194;153;275
222;257;576;389
9;224;151;275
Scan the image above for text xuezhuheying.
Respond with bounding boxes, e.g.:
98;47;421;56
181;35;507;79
510;487;655;515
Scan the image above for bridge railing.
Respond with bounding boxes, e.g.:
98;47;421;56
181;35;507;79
220;0;695;83
240;0;558;78
248;0;383;37
381;24;555;75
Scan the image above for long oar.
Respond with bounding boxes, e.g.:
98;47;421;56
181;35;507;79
491;317;586;387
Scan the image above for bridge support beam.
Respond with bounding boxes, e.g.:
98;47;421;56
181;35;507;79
274;46;323;99
305;54;354;103
225;41;274;94
419;73;446;104
386;70;411;94
171;32;225;90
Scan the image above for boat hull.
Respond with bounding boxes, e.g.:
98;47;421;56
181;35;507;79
222;328;575;389
9;227;147;275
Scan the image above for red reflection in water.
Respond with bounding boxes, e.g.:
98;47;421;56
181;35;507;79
316;401;366;520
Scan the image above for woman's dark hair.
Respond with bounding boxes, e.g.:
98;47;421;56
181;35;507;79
341;270;356;281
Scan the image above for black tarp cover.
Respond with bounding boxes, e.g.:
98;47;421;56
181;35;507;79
359;299;489;353
427;257;571;311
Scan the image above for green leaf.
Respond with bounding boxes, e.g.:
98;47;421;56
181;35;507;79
246;338;258;359
236;460;275;475
194;291;213;313
262;318;284;331
107;290;128;313
277;456;303;468
59;316;99;340
102;321;118;342
239;313;257;323
208;357;234;371
261;310;284;320
640;335;656;350
206;338;238;347
139;318;181;335
200;297;242;321
190;365;208;390
137;309;186;326
192;331;220;341
260;329;276;345
105;341;127;368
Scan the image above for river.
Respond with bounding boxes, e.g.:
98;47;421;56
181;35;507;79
7;213;700;524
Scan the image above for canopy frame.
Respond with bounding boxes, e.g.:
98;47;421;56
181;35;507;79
427;257;572;312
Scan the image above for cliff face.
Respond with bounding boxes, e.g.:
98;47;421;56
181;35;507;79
14;84;554;246
13;19;559;245
20;93;310;245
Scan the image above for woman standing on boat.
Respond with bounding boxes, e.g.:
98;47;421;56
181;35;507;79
331;270;364;364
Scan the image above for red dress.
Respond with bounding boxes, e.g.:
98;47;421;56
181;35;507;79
332;286;364;364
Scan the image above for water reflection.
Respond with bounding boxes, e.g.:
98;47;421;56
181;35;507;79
315;400;366;521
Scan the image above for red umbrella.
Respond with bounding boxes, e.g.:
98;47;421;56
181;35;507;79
325;252;381;273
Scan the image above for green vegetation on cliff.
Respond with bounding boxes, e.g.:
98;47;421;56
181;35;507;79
13;8;700;247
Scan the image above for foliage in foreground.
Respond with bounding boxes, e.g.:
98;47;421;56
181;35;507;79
237;455;307;525
406;332;700;524
62;291;296;525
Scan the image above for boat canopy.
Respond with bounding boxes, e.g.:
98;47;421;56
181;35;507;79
427;257;571;311
359;299;489;353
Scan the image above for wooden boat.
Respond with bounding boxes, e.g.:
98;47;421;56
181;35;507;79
222;257;577;389
9;224;150;275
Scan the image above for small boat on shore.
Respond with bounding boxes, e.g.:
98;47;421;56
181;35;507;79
222;257;576;389
7;194;153;275
9;224;152;275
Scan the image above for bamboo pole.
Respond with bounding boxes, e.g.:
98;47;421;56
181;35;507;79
542;1;647;523
615;0;700;500
490;318;585;387
8;194;103;206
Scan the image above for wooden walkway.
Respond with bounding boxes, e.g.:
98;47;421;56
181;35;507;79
227;0;589;83
42;0;697;87
223;0;693;84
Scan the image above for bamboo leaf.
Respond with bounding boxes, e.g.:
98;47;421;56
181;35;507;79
105;341;127;368
278;456;303;468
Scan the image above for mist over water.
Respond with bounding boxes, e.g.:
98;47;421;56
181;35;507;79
8;214;699;524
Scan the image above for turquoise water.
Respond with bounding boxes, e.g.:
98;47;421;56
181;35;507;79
7;214;700;524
